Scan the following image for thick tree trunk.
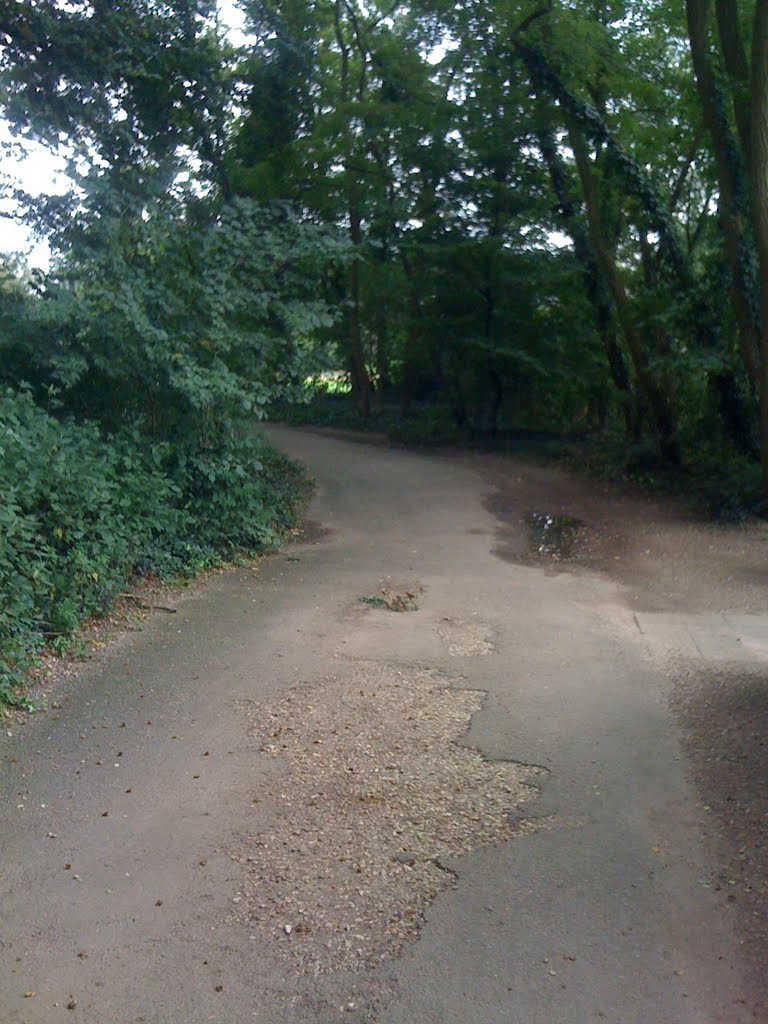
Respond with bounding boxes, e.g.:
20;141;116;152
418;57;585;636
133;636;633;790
711;371;758;455
686;0;761;386
568;123;680;463
715;0;753;165
534;114;638;437
750;0;768;497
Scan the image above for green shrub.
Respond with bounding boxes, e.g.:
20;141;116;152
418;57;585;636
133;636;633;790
0;390;308;705
0;199;338;706
178;433;310;551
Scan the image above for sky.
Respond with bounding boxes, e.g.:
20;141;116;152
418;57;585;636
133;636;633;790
1;127;69;267
1;1;249;269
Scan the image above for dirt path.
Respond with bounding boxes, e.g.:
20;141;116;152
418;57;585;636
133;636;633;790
1;427;766;1023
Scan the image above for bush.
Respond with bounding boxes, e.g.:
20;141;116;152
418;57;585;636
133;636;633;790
0;390;308;704
0;198;337;706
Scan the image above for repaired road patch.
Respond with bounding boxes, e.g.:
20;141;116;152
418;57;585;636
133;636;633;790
234;661;543;974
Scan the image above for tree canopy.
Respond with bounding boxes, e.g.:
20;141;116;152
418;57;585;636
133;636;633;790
2;0;768;698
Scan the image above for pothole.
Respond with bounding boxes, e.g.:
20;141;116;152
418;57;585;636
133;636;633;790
359;580;423;612
234;662;543;974
525;511;585;560
437;618;495;657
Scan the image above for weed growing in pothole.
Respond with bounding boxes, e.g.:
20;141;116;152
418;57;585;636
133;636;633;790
359;585;421;611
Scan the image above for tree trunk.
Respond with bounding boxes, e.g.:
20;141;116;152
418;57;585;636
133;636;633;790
750;0;768;498
534;112;637;437
397;250;425;419
348;207;371;416
568;121;680;462
374;319;389;415
686;0;761;386
334;0;371;417
715;0;753;165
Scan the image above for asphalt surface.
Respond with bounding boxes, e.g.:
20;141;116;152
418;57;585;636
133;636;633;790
0;426;762;1023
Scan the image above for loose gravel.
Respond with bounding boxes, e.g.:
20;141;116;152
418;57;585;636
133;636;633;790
234;661;542;974
437;618;495;657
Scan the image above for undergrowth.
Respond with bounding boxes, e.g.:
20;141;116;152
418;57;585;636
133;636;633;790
567;434;765;521
272;393;464;445
0;390;310;706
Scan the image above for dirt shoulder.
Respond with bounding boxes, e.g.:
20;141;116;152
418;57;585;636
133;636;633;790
476;451;768;613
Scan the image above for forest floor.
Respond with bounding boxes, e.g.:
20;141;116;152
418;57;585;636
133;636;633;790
0;425;766;1023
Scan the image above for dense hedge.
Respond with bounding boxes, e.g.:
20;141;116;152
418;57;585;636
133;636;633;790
0;389;308;704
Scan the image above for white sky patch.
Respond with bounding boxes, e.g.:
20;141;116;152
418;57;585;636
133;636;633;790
426;37;458;66
0;123;69;267
2;1;247;269
218;0;254;47
548;230;571;249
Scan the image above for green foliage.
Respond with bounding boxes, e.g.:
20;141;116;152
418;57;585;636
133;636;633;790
690;457;764;521
0;389;310;705
179;435;311;552
0;193;335;706
0;0;232;204
3;198;346;435
568;428;765;522
273;392;465;444
0;390;169;701
10;0;762;486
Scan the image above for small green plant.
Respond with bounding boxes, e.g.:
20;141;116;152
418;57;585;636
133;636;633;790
360;586;421;611
49;634;89;660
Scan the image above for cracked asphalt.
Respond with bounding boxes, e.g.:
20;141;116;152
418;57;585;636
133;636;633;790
0;426;763;1023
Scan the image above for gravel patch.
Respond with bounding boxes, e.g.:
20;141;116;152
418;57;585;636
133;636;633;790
437;618;495;657
234;662;542;974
